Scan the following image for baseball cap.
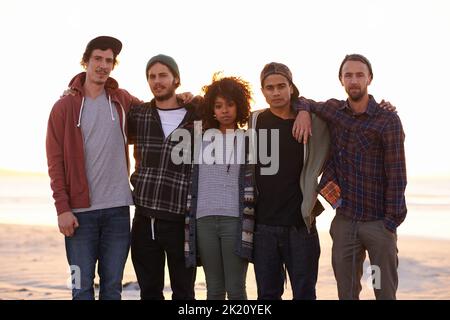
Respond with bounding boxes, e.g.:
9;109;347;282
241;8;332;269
260;62;300;98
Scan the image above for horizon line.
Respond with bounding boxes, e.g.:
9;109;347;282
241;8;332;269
1;167;450;180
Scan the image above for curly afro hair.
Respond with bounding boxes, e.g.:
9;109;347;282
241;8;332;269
201;73;253;129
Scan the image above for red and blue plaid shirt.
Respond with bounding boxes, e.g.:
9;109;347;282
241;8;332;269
298;96;407;232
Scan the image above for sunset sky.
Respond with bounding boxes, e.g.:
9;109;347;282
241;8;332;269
0;0;449;178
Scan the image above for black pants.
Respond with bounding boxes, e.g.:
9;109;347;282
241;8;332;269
131;212;196;300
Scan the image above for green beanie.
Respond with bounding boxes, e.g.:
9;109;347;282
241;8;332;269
145;54;180;80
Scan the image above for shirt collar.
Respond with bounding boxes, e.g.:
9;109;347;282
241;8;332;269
340;95;377;117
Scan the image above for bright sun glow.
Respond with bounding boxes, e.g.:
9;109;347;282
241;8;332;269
0;0;449;178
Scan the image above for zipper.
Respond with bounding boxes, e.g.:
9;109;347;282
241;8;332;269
75;96;91;208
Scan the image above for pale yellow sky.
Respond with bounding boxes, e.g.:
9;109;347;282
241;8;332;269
0;0;449;177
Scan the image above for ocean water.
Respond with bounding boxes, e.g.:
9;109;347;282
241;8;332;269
0;174;449;300
315;177;450;240
0;174;449;240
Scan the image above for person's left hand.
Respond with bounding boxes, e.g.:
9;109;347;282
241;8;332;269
380;99;397;112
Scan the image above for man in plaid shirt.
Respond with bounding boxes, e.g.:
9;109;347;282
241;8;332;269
295;54;406;300
128;55;199;300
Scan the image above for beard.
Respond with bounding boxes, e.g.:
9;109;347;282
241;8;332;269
153;82;177;102
347;86;367;102
155;89;176;101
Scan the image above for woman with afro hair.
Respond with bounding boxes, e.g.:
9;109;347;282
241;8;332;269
184;73;256;300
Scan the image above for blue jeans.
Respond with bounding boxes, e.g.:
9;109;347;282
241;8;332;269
253;223;320;300
65;206;131;300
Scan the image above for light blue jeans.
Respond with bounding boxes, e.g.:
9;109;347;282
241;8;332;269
196;216;248;300
65;206;130;300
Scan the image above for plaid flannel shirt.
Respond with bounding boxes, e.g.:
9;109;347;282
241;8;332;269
128;101;198;219
297;96;407;232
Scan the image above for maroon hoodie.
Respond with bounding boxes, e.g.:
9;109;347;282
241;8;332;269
46;72;142;215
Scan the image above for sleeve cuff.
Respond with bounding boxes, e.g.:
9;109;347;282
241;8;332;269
383;216;398;233
56;203;72;216
293;97;311;112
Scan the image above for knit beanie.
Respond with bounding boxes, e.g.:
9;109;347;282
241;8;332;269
145;54;180;80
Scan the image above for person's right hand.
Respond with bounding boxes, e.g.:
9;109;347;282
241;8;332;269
58;211;79;237
176;92;194;104
292;111;312;144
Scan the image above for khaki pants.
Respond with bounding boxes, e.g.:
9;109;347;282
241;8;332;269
330;214;398;300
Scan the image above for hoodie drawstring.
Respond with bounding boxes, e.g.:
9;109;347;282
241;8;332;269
77;95;115;127
151;217;156;241
77;97;85;127
109;95;115;121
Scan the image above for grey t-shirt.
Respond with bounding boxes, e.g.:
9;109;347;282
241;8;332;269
73;92;133;212
196;137;241;219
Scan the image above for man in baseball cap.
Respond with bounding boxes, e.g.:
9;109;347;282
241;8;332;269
249;61;329;300
46;35;142;300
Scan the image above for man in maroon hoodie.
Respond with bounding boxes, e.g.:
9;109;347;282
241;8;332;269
46;36;141;300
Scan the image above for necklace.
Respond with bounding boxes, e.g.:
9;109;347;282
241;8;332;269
226;135;237;174
211;134;236;174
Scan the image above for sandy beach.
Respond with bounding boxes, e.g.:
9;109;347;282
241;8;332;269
1;223;449;300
